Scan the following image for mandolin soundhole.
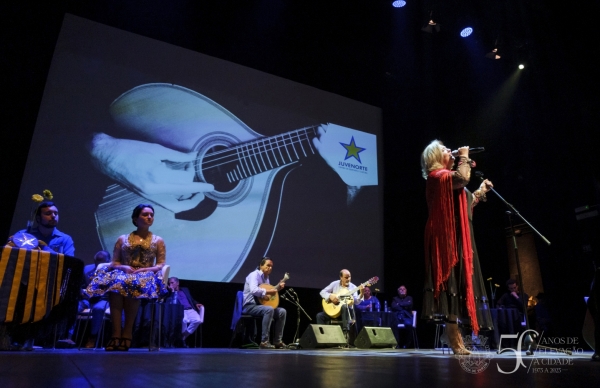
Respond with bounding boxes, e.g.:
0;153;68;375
194;132;253;207
200;144;239;193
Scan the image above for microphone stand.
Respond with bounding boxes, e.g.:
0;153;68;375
476;172;569;356
280;289;312;349
486;278;499;308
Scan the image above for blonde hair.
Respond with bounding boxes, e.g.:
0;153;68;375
421;140;446;179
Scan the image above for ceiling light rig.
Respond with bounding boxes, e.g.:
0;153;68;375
421;11;440;33
392;0;406;8
485;38;502;59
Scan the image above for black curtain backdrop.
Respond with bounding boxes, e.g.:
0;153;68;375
2;0;600;347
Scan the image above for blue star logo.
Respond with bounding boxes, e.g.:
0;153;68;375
340;136;366;163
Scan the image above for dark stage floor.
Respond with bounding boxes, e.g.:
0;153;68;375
1;347;598;388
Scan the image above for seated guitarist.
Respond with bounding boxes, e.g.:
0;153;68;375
241;257;287;349
317;269;364;345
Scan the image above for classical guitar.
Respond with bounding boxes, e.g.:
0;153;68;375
258;273;290;308
322;276;379;318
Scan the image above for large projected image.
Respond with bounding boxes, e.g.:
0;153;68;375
10;15;384;288
92;83;378;281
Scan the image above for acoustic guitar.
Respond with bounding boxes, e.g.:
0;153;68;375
258;273;290;308
321;276;379;318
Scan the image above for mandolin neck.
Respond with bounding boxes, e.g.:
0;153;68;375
200;126;319;183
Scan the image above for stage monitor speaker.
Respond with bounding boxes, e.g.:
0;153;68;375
355;327;397;349
299;324;347;349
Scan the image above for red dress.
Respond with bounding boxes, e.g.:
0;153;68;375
422;160;492;334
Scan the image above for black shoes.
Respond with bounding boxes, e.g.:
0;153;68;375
259;341;275;349
105;337;131;351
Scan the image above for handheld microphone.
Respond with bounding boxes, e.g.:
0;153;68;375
451;147;485;156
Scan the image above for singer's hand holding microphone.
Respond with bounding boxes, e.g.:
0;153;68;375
451;146;485;157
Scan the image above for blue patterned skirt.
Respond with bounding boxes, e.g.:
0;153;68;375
85;268;168;299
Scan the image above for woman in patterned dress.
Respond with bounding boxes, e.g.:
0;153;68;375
86;204;167;351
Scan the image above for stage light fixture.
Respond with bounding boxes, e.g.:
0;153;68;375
485;48;500;59
518;64;525;69
392;0;406;7
485;39;502;59
421;11;442;34
460;27;473;38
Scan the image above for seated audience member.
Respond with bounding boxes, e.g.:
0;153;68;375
167;277;204;346
58;250;111;348
80;251;111;347
355;287;380;312
391;285;414;348
497;279;530;317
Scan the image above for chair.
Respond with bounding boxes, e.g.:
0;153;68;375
397;310;419;349
193;305;204;348
191;323;203;348
147;264;170;351
76;306;111;350
184;305;204;348
229;291;261;348
434;322;449;353
359;311;382;327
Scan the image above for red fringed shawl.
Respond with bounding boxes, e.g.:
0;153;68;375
425;169;479;334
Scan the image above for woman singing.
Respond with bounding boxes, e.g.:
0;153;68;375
421;141;493;355
86;204;167;351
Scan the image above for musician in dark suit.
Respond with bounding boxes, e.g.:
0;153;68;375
241;257;287;349
391;285;414;348
316;269;364;345
77;251;112;348
497;279;530;317
55;250;112;348
167;277;204;346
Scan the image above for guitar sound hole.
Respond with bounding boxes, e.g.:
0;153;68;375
200;145;239;193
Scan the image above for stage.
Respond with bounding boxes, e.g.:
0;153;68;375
1;347;597;387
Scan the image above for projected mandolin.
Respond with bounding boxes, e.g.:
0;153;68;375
92;84;378;282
